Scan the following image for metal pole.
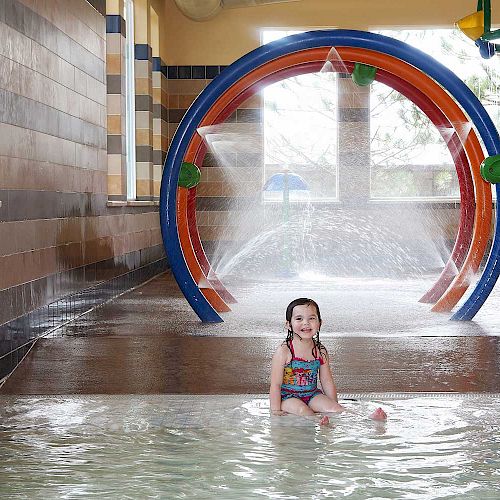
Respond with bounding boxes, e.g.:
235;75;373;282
282;171;290;274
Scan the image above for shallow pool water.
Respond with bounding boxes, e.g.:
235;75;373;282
1;394;499;499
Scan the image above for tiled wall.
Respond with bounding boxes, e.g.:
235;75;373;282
135;43;154;200
152;58;168;198
0;0;166;378
106;11;127;200
166;65;263;256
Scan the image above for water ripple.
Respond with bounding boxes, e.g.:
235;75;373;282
1;395;500;499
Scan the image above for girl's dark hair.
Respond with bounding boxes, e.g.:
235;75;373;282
284;298;325;360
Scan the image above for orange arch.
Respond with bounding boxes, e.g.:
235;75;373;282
177;187;231;312
179;47;491;313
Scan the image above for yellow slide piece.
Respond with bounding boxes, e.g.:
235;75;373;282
456;10;484;41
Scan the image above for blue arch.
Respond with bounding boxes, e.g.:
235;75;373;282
159;29;500;322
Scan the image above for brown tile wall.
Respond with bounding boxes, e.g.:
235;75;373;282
106;18;126;200
166;67;263;253
152;59;167;198
135;47;154;200
0;0;163;325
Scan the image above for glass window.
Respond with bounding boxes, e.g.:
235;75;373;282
124;0;136;200
369;78;460;199
262;30;338;202
261;29;499;203
371;29;499;200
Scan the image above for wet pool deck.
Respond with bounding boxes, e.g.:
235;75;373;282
2;272;500;395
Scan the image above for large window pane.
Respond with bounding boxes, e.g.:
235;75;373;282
371;29;499;200
370;80;459;199
262;30;338;202
264;72;339;201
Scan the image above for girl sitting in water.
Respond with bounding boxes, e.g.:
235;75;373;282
269;297;387;425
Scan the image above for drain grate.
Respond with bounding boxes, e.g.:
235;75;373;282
2;393;499;402
340;392;500;400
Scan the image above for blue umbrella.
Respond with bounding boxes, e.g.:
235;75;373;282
263;172;309;192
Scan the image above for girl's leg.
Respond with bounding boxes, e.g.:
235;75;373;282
310;395;387;420
281;397;316;417
281;397;330;425
308;394;345;413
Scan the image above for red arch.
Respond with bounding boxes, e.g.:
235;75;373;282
179;47;490;312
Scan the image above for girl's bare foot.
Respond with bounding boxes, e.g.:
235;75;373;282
370;407;387;421
319;415;330;426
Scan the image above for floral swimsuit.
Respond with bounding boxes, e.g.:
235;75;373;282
280;340;324;405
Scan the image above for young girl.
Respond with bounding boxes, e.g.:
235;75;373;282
270;298;386;425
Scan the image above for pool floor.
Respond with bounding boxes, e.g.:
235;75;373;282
2;272;500;395
1;273;500;498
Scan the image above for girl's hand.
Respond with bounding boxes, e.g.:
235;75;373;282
271;410;287;416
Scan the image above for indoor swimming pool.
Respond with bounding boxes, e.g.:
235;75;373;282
1;394;499;499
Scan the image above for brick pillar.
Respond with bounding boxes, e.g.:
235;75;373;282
134;0;153;200
106;2;127;201
337;74;371;205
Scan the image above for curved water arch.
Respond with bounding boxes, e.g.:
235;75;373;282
159;29;500;322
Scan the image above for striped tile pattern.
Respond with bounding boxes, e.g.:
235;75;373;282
152;59;168;198
164;66;263;253
0;0;163;330
106;9;127;200
135;43;154;200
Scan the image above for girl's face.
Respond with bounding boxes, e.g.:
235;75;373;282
287;304;321;339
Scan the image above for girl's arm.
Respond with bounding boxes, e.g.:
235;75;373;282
319;349;344;408
269;345;287;414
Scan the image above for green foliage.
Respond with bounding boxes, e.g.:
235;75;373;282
433;170;453;194
371;169;418;197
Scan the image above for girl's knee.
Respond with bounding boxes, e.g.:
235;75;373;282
325;402;344;413
297;405;315;416
282;398;315;416
309;396;343;413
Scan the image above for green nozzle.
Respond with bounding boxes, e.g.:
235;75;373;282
178;162;201;188
352;62;377;86
480;155;500;184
